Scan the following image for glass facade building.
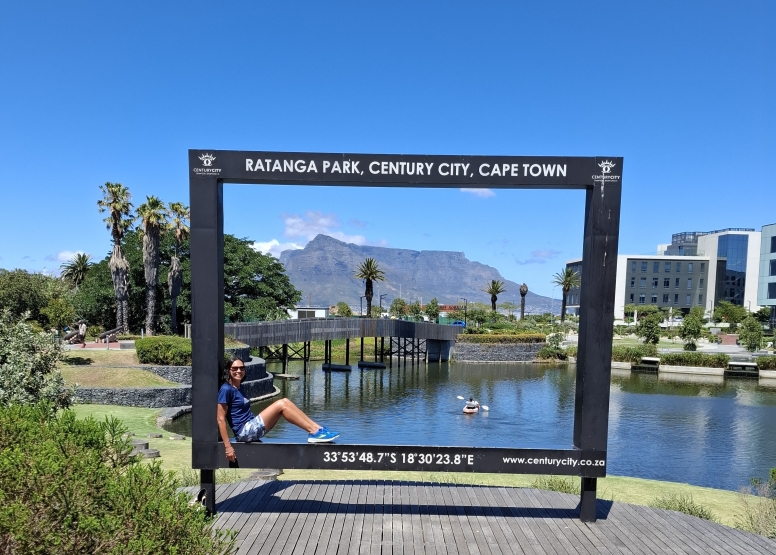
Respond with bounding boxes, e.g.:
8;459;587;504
715;234;749;305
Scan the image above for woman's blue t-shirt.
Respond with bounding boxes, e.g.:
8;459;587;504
217;382;254;434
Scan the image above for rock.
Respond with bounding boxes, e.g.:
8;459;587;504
130;439;150;450
169;434;186;440
139;449;160;458
148;433;163;438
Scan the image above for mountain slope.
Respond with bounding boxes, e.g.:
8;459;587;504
278;235;559;314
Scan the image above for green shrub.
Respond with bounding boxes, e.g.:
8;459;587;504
0;403;235;554
758;356;776;370
610;344;658;363
456;333;546;344
650;493;717;522
566;346;578;358
135;336;192;365
531;476;580;495
536;345;567;360
659;352;729;368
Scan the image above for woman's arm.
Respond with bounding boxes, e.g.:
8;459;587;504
217;403;236;462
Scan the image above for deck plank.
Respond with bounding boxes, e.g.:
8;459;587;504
197;480;776;555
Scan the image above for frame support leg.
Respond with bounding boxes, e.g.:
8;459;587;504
201;468;216;515
580;477;597;522
346;338;350;365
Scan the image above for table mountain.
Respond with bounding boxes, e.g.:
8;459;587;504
279;235;559;314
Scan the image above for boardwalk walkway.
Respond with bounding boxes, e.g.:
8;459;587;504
189;480;776;554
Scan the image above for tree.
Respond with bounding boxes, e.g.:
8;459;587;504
636;313;661;345
713;300;747;325
408;301;423;321
689;305;706;322
517;283;528;320
167;202;189;334
468;307;488;327
739;316;763;352
370;305;382;318
40;297;76;331
0;270;52;323
679;315;703;351
389;298;407;318
335;301;353;317
0;310;72;410
552;268;581;323
59;253;93;289
482;279;507;311
623;303;636;322
754;306;771;324
97;182;134;333
354;258;385;319
425;298;441;323
500;301;518;320
136;196;169;336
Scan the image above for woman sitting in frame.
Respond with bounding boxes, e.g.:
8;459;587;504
217;356;340;462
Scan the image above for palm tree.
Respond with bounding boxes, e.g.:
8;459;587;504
354;258;385;318
97;182;133;333
136;196;169;336
60;253;92;288
167;202;189;334
519;283;528;320
552;268;581;323
482;279;507;311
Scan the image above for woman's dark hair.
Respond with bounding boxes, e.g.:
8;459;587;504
221;355;244;384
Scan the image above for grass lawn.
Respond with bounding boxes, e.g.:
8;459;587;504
61;349;141;366
62;367;175;387
71;404;755;527
613;337;684;349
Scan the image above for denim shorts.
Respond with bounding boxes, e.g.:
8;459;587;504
236;414;265;442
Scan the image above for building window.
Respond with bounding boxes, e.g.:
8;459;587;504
687;278;692;289
674;294;679;305
630;277;635;288
653;261;660;272
700;278;704;288
685;294;691;306
771;236;776;253
664;278;670;288
700;262;705;273
675;278;680;288
639;294;646;304
676;262;681;273
651;295;657;304
770;260;776;276
665;262;671;273
663;294;669;303
698;294;703;304
640;278;646;288
641;261;647;272
631;260;636;272
688;263;693;273
630;293;634;303
652;278;658;288
769;283;776;300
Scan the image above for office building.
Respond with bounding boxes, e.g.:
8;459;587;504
757;223;776;325
566;228;761;319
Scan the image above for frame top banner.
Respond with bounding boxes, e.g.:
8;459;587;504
189;150;622;189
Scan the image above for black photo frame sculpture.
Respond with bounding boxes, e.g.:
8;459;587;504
189;150;622;521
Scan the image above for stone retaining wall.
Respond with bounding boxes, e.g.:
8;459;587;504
453;342;544;362
76;375;275;408
144;356;266;384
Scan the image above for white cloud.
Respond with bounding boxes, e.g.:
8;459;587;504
515;249;561;265
45;250;86;263
252;239;304;258
460;188;495;198
280;211;383;246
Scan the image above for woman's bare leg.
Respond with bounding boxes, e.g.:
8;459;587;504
259;398;320;433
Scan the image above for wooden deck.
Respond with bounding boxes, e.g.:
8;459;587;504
187;480;776;554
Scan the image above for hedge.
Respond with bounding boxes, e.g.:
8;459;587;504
456;333;546;344
135;336;192;366
0;403;235;554
660;352;730;368
610;344;658;363
755;356;776;370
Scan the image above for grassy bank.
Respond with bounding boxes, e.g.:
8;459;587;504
71;404;756;527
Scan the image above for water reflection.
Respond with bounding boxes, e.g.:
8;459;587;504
166;360;776;491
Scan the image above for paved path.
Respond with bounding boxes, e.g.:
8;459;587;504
186;480;776;554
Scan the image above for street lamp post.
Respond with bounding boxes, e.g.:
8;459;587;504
360;296;366;317
379;294;387;316
461;298;468;327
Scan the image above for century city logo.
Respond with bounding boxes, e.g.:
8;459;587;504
193;153;221;175
592;159;620;182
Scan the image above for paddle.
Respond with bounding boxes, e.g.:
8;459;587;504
457;396;489;411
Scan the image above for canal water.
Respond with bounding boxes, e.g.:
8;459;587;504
165;360;776;492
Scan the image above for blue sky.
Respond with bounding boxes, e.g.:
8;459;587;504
0;1;773;298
